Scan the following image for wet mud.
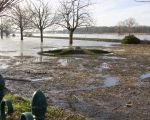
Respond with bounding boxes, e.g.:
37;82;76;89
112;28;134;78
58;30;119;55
0;44;150;120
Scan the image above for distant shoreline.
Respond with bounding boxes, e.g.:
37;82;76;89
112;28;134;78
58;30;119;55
31;33;150;35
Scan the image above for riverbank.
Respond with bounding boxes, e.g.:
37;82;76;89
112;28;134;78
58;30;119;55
1;43;150;120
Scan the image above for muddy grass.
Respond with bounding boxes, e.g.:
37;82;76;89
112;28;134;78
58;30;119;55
0;44;150;120
39;47;110;56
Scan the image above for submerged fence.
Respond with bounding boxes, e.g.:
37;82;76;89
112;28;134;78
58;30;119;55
0;74;47;120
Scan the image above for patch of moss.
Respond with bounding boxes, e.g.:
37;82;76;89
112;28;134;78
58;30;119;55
39;48;110;56
4;93;86;120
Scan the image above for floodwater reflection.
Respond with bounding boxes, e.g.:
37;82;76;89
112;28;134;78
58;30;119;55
0;37;120;57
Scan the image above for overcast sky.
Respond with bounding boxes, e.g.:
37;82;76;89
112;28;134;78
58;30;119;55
33;0;150;26
92;0;150;26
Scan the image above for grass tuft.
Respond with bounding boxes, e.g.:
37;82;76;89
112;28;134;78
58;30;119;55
4;93;86;120
39;48;110;56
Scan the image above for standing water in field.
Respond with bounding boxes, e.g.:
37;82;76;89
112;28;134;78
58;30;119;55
140;72;150;81
0;37;119;57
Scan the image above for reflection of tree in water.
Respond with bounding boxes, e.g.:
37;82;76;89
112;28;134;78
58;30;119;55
19;40;44;63
20;40;23;57
40;42;43;62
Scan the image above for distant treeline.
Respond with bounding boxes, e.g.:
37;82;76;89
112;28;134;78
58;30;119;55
55;26;150;34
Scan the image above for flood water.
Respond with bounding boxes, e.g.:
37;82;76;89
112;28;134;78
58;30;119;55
140;72;150;80
1;35;149;120
0;37;119;57
33;33;150;41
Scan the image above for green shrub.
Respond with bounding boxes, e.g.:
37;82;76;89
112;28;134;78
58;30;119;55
122;35;141;44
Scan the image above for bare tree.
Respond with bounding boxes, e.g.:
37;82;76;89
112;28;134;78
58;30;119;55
56;0;93;46
117;18;138;35
0;0;19;13
0;17;12;39
116;21;126;34
124;18;138;35
10;5;32;40
28;0;55;43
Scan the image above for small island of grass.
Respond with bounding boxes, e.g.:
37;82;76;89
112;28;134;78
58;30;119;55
39;47;110;56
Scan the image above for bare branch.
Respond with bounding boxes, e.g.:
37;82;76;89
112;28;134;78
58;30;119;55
0;0;21;13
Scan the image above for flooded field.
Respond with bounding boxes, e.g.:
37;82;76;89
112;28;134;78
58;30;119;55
0;37;150;120
0;37;120;57
32;33;150;41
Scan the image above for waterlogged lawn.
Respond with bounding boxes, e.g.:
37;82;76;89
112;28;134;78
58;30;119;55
4;93;86;120
2;43;150;120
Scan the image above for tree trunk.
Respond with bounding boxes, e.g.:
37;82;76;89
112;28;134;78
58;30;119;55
40;29;43;43
1;27;3;39
128;26;132;35
69;31;74;46
20;28;23;41
40;42;43;62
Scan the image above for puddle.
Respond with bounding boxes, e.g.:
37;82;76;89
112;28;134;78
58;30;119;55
14;62;21;65
58;59;68;66
78;64;86;71
102;75;118;87
115;49;125;52
0;59;11;70
95;63;110;71
131;62;138;67
77;74;118;91
103;56;126;60
5;76;53;82
50;74;118;94
0;64;9;69
140;72;150;80
31;77;53;82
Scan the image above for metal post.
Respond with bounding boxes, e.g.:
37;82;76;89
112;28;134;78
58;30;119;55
0;75;5;102
20;90;47;120
0;74;13;120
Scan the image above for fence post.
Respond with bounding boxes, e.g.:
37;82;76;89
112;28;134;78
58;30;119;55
20;90;47;120
0;75;5;102
0;74;13;120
